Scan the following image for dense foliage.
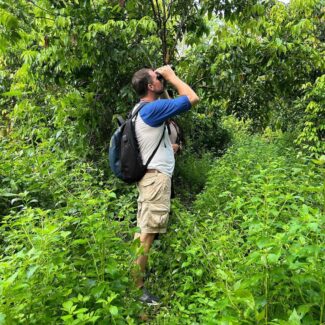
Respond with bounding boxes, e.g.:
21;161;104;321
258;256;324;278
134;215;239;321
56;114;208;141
183;0;324;136
1;0;324;323
151;130;324;324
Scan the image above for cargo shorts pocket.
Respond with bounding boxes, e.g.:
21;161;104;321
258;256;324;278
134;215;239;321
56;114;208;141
140;174;157;187
138;175;158;202
147;203;170;229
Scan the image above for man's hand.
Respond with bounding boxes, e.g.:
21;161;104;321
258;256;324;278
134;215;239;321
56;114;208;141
155;65;176;83
172;144;180;154
155;65;199;107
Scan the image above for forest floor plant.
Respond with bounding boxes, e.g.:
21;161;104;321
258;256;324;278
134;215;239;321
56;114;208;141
0;135;143;324
147;132;324;324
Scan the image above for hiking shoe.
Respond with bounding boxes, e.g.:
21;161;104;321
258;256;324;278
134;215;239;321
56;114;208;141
139;288;160;306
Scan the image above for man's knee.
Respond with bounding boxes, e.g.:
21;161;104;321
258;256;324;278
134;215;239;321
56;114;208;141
140;232;156;245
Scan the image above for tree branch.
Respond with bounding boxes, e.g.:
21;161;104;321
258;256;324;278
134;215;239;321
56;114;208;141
162;0;168;63
27;0;67;17
150;0;158;22
169;15;187;62
154;0;162;30
165;0;175;23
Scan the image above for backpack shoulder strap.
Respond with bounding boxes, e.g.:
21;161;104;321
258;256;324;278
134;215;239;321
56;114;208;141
131;101;166;168
117;116;125;126
144;125;166;168
167;121;171;135
129;101;148;119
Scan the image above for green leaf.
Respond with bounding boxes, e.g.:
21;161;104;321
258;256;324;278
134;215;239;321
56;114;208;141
267;253;280;264
216;269;229;280
74;308;88;314
109;305;118;316
256;308;265;322
26;265;39;279
235;289;255;309
61;315;73;321
1;90;23;97
0;9;18;29
0;313;6;325
7;271;19;285
288;308;302;323
0;192;17;197
256;237;274;249
62;301;76;313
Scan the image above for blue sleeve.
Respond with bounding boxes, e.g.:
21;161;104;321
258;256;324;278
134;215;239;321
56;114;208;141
139;96;191;127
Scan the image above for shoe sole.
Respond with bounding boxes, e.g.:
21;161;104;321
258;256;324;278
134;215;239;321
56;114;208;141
147;302;161;306
140;301;161;306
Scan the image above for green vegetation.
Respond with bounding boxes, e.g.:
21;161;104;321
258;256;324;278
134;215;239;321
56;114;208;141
1;0;324;324
152;131;324;324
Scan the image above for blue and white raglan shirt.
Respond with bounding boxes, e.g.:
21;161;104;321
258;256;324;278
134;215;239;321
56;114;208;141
133;96;191;177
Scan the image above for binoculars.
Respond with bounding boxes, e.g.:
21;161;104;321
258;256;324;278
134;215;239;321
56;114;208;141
156;64;174;87
156;73;167;87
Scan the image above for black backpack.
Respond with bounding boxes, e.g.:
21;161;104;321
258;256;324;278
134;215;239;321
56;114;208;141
108;102;165;184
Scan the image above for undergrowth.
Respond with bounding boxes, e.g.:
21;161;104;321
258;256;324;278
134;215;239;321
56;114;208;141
1;128;324;324
147;134;324;324
0;136;141;324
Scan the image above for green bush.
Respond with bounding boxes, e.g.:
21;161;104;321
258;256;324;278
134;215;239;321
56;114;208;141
0;205;137;324
295;74;325;157
0;178;141;324
149;135;324;324
0;134;141;324
173;150;214;203
172;115;242;204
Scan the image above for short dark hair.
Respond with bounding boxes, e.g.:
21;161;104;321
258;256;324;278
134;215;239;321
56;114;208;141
132;68;153;97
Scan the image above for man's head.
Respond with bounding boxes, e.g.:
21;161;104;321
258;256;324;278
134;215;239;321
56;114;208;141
132;68;164;98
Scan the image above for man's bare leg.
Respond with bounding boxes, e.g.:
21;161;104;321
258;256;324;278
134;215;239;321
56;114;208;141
134;232;156;288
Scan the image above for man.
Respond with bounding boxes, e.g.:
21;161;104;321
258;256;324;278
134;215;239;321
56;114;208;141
131;65;199;305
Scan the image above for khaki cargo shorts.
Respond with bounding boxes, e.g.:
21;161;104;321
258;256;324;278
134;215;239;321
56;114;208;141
137;171;171;234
